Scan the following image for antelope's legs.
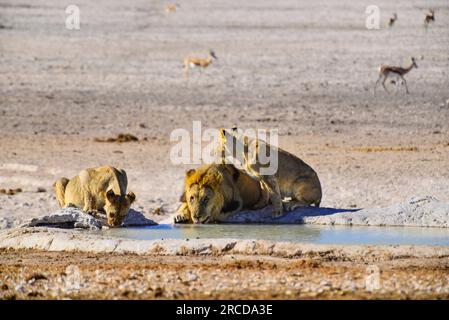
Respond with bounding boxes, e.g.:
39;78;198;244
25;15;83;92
374;76;382;94
400;75;409;94
381;76;390;94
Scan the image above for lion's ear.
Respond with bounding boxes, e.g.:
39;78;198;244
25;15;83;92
126;192;136;204
106;189;116;202
186;169;196;177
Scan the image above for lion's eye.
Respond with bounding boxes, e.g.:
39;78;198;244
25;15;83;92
189;196;194;203
202;197;208;204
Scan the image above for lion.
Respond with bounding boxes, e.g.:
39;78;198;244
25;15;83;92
219;127;322;218
174;163;269;224
53;165;136;227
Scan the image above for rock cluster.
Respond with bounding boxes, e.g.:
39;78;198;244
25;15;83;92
22;207;156;230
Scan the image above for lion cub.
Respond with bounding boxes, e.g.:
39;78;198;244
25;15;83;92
175;164;269;224
54;165;136;227
220;127;322;218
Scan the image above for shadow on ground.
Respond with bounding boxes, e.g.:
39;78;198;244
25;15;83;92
227;205;359;224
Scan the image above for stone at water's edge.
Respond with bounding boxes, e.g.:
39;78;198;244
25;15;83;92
225;196;449;228
25;207;103;230
15;195;449;229
23;207;157;230
123;209;158;227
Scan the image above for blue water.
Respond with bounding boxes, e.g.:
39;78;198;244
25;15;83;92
100;224;449;246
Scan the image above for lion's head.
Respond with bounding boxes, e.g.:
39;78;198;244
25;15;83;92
182;166;225;224
104;190;136;227
182;164;244;224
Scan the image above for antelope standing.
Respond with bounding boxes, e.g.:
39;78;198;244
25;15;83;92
165;4;178;14
387;13;397;28
183;50;218;80
424;10;435;27
374;57;418;94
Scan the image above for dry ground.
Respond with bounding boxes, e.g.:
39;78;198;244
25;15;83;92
1;248;449;299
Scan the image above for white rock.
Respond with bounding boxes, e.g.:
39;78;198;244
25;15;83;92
124;209;157;227
24;207;103;230
22;207;157;230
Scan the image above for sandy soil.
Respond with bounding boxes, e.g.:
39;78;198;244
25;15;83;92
1;248;449;299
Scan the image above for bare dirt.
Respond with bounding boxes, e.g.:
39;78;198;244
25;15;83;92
1;248;449;299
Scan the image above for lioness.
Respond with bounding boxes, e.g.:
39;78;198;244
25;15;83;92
54;165;136;227
220;127;322;218
174;164;269;224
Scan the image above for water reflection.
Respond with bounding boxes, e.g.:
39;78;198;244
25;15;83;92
174;224;322;242
100;224;449;246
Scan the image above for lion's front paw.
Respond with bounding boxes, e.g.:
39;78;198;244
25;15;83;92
174;214;190;224
85;209;99;216
283;202;299;212
271;206;284;218
283;200;308;212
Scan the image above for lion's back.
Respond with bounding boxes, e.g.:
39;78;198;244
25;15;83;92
80;166;127;195
63;166;127;208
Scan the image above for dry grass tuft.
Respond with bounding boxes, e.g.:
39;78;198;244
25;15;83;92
94;133;139;143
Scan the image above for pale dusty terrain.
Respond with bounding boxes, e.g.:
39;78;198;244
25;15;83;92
1;0;449;227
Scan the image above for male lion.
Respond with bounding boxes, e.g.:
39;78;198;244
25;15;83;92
53;165;136;227
220;127;322;218
174;164;269;224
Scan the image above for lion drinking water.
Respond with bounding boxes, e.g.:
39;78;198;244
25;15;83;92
174;164;269;224
53;165;136;227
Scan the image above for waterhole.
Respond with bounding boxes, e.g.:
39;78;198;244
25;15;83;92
100;224;449;246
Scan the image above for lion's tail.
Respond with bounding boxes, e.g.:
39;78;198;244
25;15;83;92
53;177;69;208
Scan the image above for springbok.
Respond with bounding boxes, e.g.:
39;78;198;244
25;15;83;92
165;4;178;14
374;57;418;94
424;10;435;27
388;13;397;28
183;50;218;80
